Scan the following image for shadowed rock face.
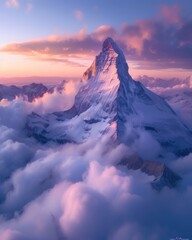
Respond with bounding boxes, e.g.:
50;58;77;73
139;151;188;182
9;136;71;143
119;155;181;190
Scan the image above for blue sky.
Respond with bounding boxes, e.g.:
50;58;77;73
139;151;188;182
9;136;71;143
0;0;192;82
1;0;192;43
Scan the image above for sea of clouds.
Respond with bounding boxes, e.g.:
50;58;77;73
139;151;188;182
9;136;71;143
0;79;192;240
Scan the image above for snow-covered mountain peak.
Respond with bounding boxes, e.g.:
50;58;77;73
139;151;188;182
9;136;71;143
82;37;129;82
102;37;116;51
76;38;134;115
102;37;123;56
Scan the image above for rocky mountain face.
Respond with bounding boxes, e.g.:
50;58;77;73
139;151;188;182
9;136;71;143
120;155;181;190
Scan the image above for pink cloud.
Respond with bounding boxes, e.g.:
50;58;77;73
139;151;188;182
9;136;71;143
5;0;19;8
0;230;28;240
92;25;117;41
26;2;33;12
160;4;181;25
121;21;153;55
74;9;84;21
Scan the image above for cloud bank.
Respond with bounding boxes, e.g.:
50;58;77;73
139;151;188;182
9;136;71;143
0;80;80;118
0;90;192;240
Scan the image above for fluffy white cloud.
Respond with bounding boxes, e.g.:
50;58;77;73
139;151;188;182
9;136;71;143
0;81;79;126
1;151;192;240
0;82;192;240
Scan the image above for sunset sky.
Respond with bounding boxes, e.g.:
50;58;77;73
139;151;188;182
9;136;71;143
0;0;192;84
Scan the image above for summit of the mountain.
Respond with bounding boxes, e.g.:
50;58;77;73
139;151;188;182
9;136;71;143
75;37;134;117
82;37;129;82
102;37;127;65
102;37;117;52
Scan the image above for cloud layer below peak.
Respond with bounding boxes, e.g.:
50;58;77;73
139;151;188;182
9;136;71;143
0;81;192;239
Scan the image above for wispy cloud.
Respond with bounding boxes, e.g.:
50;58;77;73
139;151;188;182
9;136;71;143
0;32;99;62
74;9;84;21
5;0;19;8
26;2;33;12
160;4;181;25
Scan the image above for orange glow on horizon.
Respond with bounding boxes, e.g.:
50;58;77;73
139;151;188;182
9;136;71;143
0;53;191;85
0;53;87;78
